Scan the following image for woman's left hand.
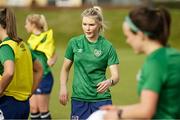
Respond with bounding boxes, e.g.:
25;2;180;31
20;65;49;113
103;110;119;120
97;80;112;93
100;105;119;120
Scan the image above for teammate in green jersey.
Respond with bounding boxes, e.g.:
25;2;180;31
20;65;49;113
0;8;42;119
25;14;57;119
59;6;120;119
101;6;180;120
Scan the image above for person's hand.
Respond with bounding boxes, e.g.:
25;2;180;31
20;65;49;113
47;52;58;67
47;58;56;67
100;105;119;120
59;86;68;105
100;105;118;110
97;80;112;93
103;110;119;120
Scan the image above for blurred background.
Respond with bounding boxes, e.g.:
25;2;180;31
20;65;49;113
0;0;179;119
0;0;180;8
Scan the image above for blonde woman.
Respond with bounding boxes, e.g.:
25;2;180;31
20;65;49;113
59;6;119;119
25;14;57;119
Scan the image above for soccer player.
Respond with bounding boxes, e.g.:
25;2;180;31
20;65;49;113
0;8;42;119
101;6;180;119
59;6;120;119
25;14;57;119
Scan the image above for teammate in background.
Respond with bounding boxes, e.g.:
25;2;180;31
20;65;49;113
59;6;119;119
101;6;180;120
0;8;42;119
25;14;57;119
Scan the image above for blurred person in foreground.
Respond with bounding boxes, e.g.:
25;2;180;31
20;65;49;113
25;14;57;119
59;6;120;120
97;6;180;120
0;8;42;119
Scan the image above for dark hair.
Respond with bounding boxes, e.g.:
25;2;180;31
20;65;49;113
0;8;22;42
129;6;171;46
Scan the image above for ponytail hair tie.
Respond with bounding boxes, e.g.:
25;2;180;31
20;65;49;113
125;16;153;36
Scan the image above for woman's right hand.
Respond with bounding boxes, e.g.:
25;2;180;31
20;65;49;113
59;86;69;105
47;52;58;67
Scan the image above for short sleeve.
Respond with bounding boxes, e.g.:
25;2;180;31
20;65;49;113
142;61;164;93
107;46;119;66
31;49;36;62
0;45;15;64
65;39;74;61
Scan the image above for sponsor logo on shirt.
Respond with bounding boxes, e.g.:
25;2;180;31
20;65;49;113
94;49;102;57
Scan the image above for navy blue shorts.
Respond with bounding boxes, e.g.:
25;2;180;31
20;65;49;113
71;99;112;120
34;72;54;94
0;95;29;119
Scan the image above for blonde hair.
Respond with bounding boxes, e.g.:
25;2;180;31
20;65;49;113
26;14;48;32
81;6;106;33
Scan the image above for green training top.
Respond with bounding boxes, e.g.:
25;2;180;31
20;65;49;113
65;35;119;102
0;38;36;75
0;37;34;101
27;32;52;76
31;50;50;76
137;47;180;119
0;37;15;75
0;37;36;75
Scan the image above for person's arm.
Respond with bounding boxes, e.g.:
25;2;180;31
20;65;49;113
109;64;119;85
0;45;15;96
0;60;14;96
59;58;73;105
97;64;119;93
31;59;43;93
102;89;158;119
47;51;58;67
120;90;158;119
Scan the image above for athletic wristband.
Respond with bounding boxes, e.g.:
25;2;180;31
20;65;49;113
117;109;123;119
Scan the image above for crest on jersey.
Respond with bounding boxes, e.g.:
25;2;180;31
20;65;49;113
77;48;83;53
136;69;142;81
94;49;102;57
